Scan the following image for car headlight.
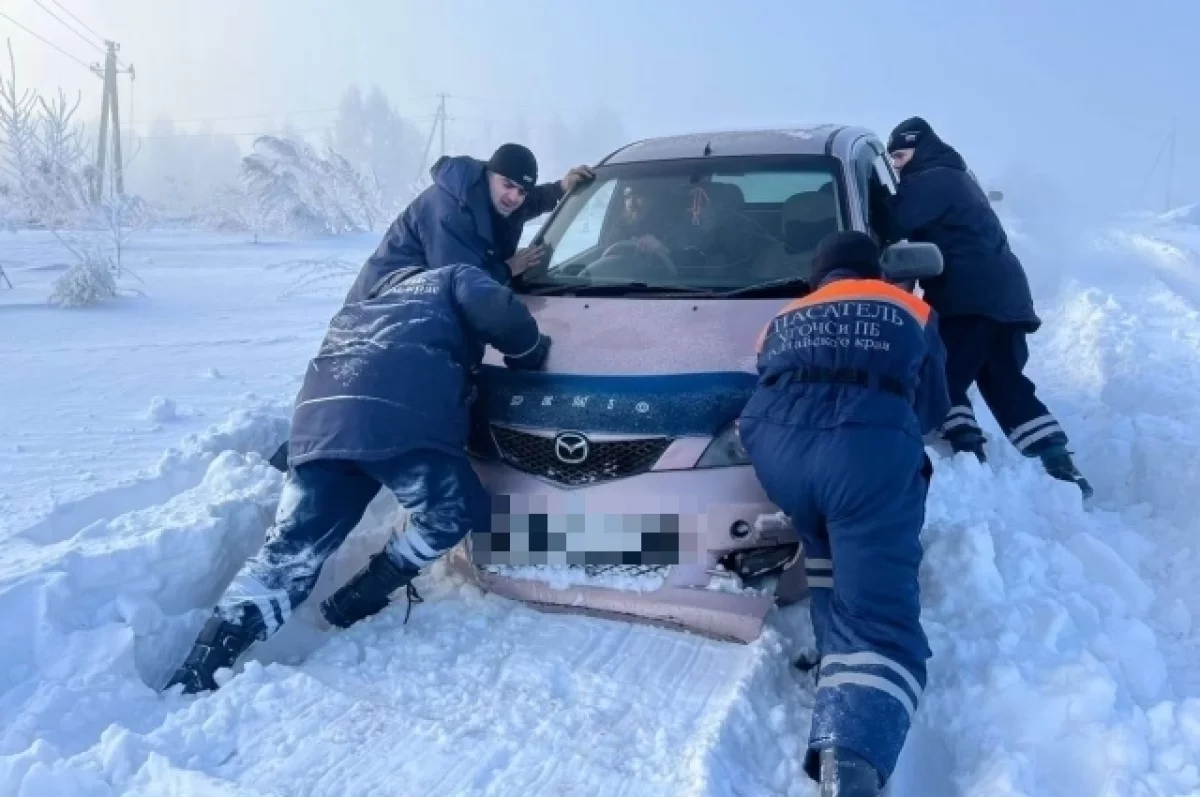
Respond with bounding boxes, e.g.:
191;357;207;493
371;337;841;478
695;422;751;468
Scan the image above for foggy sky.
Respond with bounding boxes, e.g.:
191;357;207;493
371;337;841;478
5;0;1195;219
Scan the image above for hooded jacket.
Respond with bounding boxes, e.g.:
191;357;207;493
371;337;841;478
887;130;1040;330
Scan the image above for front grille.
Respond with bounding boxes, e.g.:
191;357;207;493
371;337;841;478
491;426;671;486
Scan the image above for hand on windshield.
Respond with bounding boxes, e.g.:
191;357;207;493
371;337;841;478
561;165;595;193
507;244;547;276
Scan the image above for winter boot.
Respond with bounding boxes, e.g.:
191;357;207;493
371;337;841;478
1038;445;1094;499
163;610;260;694
268;441;289;473
320;550;422;629
818;747;881;797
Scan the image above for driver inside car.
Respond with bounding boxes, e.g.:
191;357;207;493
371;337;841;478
591;180;776;280
598;182;673;256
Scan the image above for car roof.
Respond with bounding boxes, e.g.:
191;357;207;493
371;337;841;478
598;125;878;165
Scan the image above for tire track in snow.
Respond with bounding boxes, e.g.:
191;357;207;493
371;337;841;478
0;414;827;796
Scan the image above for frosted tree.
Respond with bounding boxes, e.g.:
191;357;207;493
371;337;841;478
1;40;95;228
0;39;38;221
364;87;423;210
333;85;369;168
30;89;92;225
241;134;382;235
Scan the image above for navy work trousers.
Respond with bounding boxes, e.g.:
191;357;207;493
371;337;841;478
938;316;1069;456
216;451;488;639
739;418;933;786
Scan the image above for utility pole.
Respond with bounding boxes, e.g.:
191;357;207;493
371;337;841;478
439;93;446;159
414;93;448;185
90;40;134;202
1164;123;1176;212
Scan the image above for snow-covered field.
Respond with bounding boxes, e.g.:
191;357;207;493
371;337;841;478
3;215;1200;796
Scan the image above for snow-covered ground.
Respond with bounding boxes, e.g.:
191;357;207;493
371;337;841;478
3;213;1200;796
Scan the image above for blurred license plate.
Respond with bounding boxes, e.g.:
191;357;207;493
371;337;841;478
472;512;697;566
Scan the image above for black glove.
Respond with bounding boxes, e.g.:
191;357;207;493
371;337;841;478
504;334;551;370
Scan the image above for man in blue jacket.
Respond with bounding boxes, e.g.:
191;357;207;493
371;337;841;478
344;143;593;304
738;231;950;796
265;143;589;473
885;117;1092;499
164;263;551;694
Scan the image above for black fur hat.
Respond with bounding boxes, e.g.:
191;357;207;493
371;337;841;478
811;231;882;286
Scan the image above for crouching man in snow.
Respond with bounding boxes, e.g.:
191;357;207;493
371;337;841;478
737;232;950;795
164;262;551;694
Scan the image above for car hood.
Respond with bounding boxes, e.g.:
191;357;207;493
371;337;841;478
482;296;782;375
476;296;785;437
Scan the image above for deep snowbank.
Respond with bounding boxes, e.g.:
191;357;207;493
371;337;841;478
904;224;1200;796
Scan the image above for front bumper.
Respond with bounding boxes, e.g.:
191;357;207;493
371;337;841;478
474;459;797;562
455;459;803;643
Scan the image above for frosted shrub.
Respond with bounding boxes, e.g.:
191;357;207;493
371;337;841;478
271;256;359;299
48;253;118;307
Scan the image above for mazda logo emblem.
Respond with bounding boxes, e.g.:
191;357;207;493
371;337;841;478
554;432;590;464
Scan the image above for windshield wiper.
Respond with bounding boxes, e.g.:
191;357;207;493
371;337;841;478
524;281;718;297
718;276;812;298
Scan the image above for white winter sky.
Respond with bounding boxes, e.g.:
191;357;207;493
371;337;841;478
4;0;1195;217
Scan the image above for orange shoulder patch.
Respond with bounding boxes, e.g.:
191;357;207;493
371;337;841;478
755;278;931;353
800;279;931;325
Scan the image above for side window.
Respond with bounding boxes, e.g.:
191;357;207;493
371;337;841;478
545;180;617;269
860;140;900;245
851;141;877;227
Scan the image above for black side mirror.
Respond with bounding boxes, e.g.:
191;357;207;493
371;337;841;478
881;240;943;281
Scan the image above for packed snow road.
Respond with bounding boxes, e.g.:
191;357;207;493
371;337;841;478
2;220;1200;795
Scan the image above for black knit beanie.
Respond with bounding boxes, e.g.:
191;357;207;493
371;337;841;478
487;143;538;190
810;231;882;286
887;117;934;153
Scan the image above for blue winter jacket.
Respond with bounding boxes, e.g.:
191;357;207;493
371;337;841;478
888;140;1041;331
740;272;951;440
289;264;550;467
344;156;566;304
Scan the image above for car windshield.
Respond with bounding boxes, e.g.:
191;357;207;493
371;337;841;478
516;156;845;296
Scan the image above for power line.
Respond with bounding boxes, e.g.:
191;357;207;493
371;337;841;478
0;9;94;71
125;106;340;128
30;0;105;56
46;0;103;44
124;104;472;133
43;0;128;69
133;125;333;140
